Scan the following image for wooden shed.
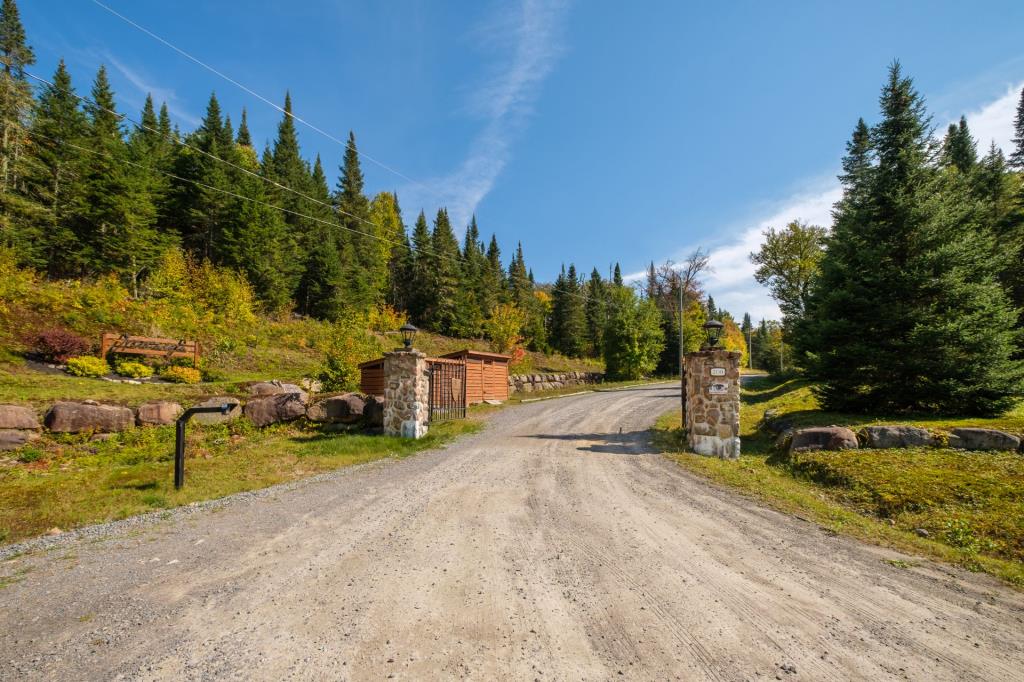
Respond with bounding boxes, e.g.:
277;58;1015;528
440;349;512;403
358;358;386;397
358;349;512;404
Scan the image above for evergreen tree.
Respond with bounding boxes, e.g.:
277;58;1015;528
25;59;87;275
79;66;168;292
508;241;531;307
584;267;607;356
550;263;586;356
408;210;432;324
1009;87;1024;170
800;62;1024;414
484;234;507;306
0;0;40;254
612;262;623;287
603;285;665;379
295;155;343;317
706;295;717;320
336;131;378;310
368;190;404;306
236;108;252;147
940;116;977;173
424;208;462;334
384;194;413;313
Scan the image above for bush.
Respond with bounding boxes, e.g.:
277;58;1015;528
114;360;153;378
65;356;110;378
34;328;89;362
162;366;202;384
317;313;386;391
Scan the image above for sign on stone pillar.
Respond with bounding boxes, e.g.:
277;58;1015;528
684;349;741;459
383;349;429;439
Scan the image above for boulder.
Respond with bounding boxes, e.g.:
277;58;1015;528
245;393;307;427
364;395;384;428
860;425;939;449
306;393;367;424
247;380;309;404
0;404;40;430
191;397;241;425
947;428;1021;452
298;377;323;394
44;401;134;434
0;429;40;451
789;426;858;453
136;401;183;426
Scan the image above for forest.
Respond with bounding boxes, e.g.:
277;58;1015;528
0;0;757;380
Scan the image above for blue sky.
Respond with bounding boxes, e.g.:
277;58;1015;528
21;0;1024;320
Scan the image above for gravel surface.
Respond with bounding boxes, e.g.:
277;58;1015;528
1;384;1023;680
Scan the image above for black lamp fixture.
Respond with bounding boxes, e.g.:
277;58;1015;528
399;323;418;349
702;319;724;349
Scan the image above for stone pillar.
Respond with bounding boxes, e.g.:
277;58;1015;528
684;349;741;459
383;349;430;438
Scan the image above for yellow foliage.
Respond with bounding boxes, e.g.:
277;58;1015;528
162;366;202;384
367;304;408;334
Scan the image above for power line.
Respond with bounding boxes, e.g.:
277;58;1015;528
87;0;433;195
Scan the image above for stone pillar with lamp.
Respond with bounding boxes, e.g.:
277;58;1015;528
684;319;741;459
383;324;430;439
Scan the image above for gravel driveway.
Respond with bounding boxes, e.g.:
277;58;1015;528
2;384;1022;680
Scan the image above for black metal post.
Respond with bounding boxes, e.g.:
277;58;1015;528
174;404;233;490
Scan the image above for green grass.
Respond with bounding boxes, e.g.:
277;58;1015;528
0;416;481;546
654;376;1024;587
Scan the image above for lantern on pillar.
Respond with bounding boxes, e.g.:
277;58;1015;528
702;319;724;349
399;323;418;350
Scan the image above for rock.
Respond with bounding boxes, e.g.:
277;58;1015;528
247;380;309;404
0;429;40;451
947;428;1021;452
245;393;307;427
0;404;40;430
44;401;134;433
136;401;183;426
483;399;503;406
789;426;858;453
298;377;323;394
914;528;930;538
191;397;241;425
306;393;367;424
364;395;384;428
860;425;939;449
45;527;62;536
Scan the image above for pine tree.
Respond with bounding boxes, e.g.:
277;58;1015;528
424;208;462;334
1009;87;1024;170
508;241;531;307
384;194;413;313
25;59;87;275
295;155;343;317
612;262;623;287
584;267;607;356
550;263;586;356
236;108;252;147
706;295;717;320
801;62;1024;414
336;131;378;310
484;234;507;306
368;190;404;306
408;210;432;324
940;116;977;173
0;0;40;254
79;66;168;292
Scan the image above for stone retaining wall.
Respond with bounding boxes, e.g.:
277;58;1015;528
508;371;604;394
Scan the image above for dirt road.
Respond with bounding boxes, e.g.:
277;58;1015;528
2;385;1022;680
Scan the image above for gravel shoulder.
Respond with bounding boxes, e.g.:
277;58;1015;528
2;384;1022;680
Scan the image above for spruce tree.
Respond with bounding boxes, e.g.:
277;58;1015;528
384;193;413;313
25;59;87;275
584;267;607;356
484;234;507;305
940;116;977;173
336;130;378;310
612;262;623;287
295;155;343;317
1009;87;1024;170
408;210;433;324
550;263;586;357
79;66;167;292
706;295;717;320
0;0;40;254
268;92;318;284
236;108;252;147
802;63;1024;414
424;208;462;334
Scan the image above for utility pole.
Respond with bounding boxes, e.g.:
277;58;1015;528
780;338;785;373
679;279;685;425
747;326;752;369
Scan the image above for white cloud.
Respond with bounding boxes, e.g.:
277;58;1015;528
401;0;568;231
952;82;1022;156
105;54;200;128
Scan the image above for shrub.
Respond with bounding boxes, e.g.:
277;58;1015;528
114;360;153;378
317;312;386;391
34;328;89;362
162;366;202;384
65;356;110;378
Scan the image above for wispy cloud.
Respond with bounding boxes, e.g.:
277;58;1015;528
403;0;568;231
105;53;200;127
650;79;1023;323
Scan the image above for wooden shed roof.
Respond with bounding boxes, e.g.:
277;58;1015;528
440;349;512;362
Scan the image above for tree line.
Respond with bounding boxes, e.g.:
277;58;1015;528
0;0;726;377
750;62;1024;415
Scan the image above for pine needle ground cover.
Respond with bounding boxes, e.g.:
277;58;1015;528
0;416;482;546
654;376;1024;586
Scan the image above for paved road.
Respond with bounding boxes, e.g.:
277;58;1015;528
2;385;1022;680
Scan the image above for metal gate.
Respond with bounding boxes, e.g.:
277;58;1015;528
427;358;467;422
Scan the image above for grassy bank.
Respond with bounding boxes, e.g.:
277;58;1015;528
0;416;481;546
654;376;1024;586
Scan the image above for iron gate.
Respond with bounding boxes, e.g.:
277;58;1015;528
428;359;467;422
